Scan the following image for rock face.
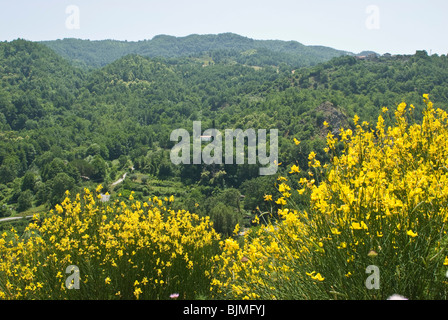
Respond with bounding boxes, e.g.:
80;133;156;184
315;101;350;137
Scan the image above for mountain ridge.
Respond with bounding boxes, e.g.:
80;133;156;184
39;32;358;69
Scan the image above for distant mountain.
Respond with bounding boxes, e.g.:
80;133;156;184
357;50;380;57
40;33;354;69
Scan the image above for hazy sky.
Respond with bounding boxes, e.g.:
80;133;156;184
0;0;447;55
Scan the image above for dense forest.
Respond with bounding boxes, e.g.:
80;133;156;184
40;33;353;69
1;36;448;236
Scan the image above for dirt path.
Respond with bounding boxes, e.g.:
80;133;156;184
111;172;127;187
0;215;33;223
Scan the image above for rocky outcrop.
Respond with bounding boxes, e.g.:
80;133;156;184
315;101;350;137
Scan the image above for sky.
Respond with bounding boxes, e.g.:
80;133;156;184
0;0;447;55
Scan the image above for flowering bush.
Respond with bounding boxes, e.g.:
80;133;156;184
211;95;448;300
0;187;220;300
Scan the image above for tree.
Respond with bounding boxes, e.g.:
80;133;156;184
141;175;149;185
71;159;94;178
180;164;202;185
118;155;128;168
48;173;75;207
0;205;8;218
86;143;102;157
157;160;173;179
208;202;241;237
41;158;66;182
215;188;242;213
21;171;36;192
240;175;277;212
0;156;20;184
34;181;50;206
90;155;107;182
17;190;33;212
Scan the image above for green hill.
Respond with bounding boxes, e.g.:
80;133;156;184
40;33;353;69
0;39;85;130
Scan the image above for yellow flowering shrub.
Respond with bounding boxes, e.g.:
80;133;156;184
212;95;448;300
301;96;448;299
0;188;220;300
210;209;315;300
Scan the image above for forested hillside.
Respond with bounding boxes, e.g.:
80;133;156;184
1;37;447;236
40;33;353;69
